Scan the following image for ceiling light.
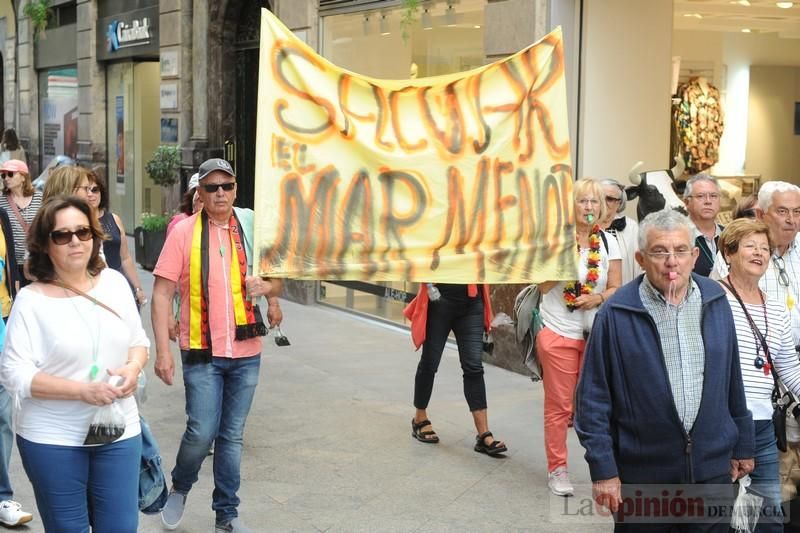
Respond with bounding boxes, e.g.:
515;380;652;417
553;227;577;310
776;1;794;7
741;28;752;32
474;25;481;29
445;4;457;27
421;8;433;30
732;0;750;5
379;14;390;36
683;12;704;18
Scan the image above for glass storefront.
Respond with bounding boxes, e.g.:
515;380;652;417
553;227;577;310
38;67;79;168
318;0;486;322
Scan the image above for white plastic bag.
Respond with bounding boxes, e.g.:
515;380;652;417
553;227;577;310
731;475;763;533
83;375;126;445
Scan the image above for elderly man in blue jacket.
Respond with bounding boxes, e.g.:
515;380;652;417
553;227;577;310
575;209;754;531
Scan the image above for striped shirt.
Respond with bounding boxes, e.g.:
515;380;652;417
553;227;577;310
726;292;799;420
0;191;42;263
760;237;800;345
640;276;705;432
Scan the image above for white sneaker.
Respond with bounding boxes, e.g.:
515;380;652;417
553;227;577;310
548;466;574;496
0;500;33;527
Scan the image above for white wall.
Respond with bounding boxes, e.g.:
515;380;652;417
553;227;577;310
673;30;800;178
579;0;673;182
747;66;800;183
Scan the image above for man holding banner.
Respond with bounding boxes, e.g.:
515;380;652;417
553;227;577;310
151;158;282;533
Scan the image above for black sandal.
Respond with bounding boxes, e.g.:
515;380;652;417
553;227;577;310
412;418;440;444
474;431;507;456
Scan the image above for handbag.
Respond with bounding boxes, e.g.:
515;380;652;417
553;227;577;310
514;284;544;380
139;416;168;514
721;279;793;452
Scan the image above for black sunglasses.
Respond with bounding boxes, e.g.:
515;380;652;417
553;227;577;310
202;182;235;193
50;227;93;245
0;172;14;179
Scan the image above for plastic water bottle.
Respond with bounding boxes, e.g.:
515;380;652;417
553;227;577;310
427;283;441;301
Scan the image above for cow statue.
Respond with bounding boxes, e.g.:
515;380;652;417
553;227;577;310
625;156;686;221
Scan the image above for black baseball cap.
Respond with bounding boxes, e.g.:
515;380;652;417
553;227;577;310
197;158;236;181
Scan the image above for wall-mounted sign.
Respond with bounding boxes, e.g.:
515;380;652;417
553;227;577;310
161;118;178;143
160;83;178;110
160;50;179;78
97;6;159;61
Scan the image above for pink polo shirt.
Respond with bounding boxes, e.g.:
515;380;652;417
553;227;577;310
154;212;261;358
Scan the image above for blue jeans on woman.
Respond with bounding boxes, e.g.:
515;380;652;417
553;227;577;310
16;434;141;532
414;295;487;411
172;353;261;524
0;386;13;501
748;419;783;532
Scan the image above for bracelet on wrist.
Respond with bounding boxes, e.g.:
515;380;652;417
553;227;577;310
599;293;605;304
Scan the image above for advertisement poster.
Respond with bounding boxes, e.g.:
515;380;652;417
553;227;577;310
160;118;178;143
116;95;125;182
40;68;78;162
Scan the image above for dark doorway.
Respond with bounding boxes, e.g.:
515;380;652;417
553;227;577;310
232;1;267;210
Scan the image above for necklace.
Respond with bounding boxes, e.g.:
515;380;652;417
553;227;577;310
564;224;602;310
727;276;771;375
61;276;100;380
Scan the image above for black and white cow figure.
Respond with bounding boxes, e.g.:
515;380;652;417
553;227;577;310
624;156;687;221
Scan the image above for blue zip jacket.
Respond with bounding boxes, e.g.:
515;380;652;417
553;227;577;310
575;274;754;484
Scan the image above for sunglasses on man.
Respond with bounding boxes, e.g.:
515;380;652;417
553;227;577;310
50;227;93;245
202;182;236;193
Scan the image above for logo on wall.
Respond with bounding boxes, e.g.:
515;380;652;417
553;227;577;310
106;17;151;52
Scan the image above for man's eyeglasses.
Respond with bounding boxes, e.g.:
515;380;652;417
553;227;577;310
50;227;93;245
74;185;100;194
644;250;694;261
0;172;15;179
688;193;721;201
773;207;800;219
773;256;791;287
202;182;236;193
605;196;622;204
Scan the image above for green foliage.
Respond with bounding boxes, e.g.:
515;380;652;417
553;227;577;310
144;145;181;187
140;212;169;232
23;0;51;40
400;0;421;43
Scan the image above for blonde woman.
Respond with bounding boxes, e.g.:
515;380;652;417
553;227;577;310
536;178;622;496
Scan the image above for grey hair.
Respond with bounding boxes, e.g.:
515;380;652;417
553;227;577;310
638;209;694;252
757;181;800;212
683;173;719;199
598;178;626;213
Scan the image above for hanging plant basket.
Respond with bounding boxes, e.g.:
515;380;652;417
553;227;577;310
23;0;52;41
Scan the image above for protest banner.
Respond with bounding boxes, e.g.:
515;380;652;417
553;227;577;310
253;9;576;283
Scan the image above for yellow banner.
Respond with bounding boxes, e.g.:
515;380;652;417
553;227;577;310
253;10;577;283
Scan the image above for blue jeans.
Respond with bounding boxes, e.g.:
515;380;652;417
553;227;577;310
748;419;783;532
16;435;140;533
0;385;13;501
172;353;261;523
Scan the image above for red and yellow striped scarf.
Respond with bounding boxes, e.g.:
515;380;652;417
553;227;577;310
188;211;266;357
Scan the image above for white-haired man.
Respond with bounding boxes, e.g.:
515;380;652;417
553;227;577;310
683;173;723;277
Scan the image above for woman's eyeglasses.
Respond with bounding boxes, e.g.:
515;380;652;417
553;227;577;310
0;172;15;179
74;185;100;194
50;227;93;245
773;256;791;287
202;182;236;193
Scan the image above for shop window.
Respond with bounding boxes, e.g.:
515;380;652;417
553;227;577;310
38;67;79;170
321;0;485;79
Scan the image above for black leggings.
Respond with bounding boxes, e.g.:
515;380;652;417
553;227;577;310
413;295;487;412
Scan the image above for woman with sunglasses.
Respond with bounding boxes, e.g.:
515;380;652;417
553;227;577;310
718;218;800;532
0;196;149;532
535;178;622;497
84;171;146;307
0;160;42;289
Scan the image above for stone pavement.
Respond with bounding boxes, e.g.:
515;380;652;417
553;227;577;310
7;266;612;532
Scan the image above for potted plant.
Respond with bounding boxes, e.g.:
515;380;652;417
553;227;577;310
134;212;169;271
24;0;51;41
135;145;181;269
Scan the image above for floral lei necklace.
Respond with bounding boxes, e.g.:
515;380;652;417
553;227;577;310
564;224;602;311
